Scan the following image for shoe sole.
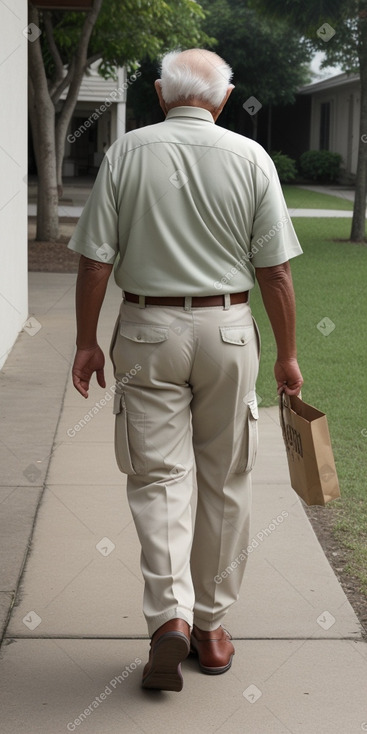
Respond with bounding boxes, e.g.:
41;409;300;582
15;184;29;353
190;645;234;675
142;632;190;692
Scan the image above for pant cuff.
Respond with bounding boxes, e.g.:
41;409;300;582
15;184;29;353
146;607;193;638
192;613;228;631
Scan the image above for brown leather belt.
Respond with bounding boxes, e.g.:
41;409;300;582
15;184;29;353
124;291;248;307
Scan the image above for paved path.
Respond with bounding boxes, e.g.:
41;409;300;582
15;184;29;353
0;273;366;733
288;209;353;217
28;204;355;218
28;203;84;218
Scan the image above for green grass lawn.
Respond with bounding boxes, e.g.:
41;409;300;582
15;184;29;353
282;186;354;210
251;217;367;591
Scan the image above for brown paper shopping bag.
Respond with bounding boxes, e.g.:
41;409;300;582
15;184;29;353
279;393;340;506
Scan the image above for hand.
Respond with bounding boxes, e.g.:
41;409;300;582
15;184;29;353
274;357;303;396
72;345;106;398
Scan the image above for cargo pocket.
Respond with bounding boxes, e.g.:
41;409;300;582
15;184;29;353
109;314;120;375
245;396;259;472
235;393;259;474
113;390;146;475
251;317;261;359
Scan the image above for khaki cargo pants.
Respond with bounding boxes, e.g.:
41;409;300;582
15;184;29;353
110;297;260;637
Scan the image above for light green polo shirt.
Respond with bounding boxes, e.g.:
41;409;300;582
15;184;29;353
68;106;302;295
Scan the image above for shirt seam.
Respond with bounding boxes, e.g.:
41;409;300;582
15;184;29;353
107;142;271;183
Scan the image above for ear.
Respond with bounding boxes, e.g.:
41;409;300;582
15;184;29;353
212;84;235;122
154;80;168;115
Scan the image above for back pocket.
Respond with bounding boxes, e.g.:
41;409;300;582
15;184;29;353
220;325;254;346
119;322;169;344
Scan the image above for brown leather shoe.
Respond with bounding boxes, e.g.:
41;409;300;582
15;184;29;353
142;619;190;691
190;624;235;674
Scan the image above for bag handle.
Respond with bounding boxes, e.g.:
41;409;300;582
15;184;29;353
279;391;287;440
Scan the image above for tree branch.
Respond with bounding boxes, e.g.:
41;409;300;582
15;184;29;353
55;0;103;123
54;0;104;187
44;10;64;87
51;58;75;104
28;3;51;102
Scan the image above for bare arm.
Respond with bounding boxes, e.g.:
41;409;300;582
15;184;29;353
255;261;303;395
72;255;113;398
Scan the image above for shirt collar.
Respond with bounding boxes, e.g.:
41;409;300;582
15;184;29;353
165;106;215;124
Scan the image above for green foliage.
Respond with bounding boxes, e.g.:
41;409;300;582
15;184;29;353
251;0;362;73
40;0;213;82
270;152;297;183
127;0;313;134
299;150;342;183
200;0;312;107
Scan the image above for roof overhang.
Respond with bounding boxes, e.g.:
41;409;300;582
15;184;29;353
299;72;360;95
33;1;93;9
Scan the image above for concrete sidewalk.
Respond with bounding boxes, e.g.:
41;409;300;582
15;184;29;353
28;204;356;218
1;273;367;734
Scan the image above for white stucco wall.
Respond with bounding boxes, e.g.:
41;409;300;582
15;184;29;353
304;75;360;177
0;1;28;369
310;85;360;175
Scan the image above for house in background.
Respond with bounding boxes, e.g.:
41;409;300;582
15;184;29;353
29;62;139;178
37;64;362;186
253;72;360;185
298;72;360;182
60;63;130;177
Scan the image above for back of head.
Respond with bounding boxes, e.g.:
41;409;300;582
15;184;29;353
160;49;233;109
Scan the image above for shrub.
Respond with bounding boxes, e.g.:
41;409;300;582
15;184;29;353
299;150;342;183
270;151;297;183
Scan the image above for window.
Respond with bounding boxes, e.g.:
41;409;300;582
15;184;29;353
319;102;330;150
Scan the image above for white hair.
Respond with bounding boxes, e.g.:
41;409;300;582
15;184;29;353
159;49;233;108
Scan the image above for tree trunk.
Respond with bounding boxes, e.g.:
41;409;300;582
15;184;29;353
30;89;59;241
351;7;367;242
55;65;87;195
56;116;68;197
251;114;258;141
267;103;272;152
28;0;103;238
28;3;59;241
350;74;367;241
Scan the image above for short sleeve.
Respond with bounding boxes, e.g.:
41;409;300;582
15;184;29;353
250;160;302;268
67;155;118;264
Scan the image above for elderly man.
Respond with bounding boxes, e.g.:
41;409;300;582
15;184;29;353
68;48;303;693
